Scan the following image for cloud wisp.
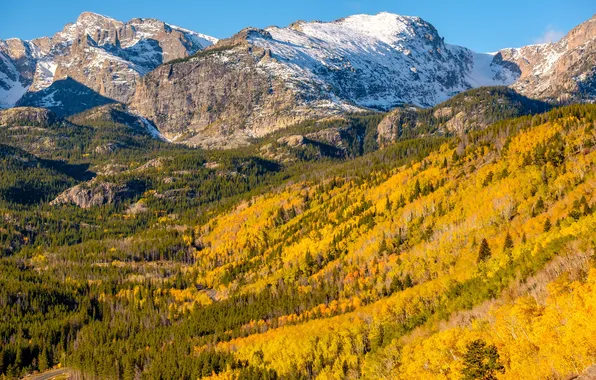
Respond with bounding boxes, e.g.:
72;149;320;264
534;25;565;44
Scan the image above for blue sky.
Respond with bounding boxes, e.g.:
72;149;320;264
1;0;594;52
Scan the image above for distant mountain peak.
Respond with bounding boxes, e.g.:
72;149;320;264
76;11;120;24
0;12;217;111
2;10;596;145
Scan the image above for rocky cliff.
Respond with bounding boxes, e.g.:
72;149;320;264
498;14;596;103
50;180;134;208
1;12;217;112
130;13;519;148
130;29;352;148
3;11;596;149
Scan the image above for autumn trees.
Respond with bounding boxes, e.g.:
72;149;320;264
1;104;596;379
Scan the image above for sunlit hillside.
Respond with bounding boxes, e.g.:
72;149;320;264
9;105;590;379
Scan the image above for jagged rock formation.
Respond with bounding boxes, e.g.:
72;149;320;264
2;12;596;149
130;13;519;148
498;14;596;103
0;12;217;112
376;86;551;145
50;180;133;208
377;107;420;145
129;30;333;149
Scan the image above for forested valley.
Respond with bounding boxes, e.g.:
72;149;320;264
0;101;595;380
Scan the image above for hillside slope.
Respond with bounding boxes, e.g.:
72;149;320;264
377;86;552;144
1;105;587;379
200;106;596;379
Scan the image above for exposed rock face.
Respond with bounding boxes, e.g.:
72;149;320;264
377;108;419;145
2;12;596;149
1;12;217;112
376;86;551;144
306;127;345;148
572;365;596;380
130;13;519;148
497;14;596;102
276;135;305;148
50;181;133;208
129;34;336;148
246;13;518;109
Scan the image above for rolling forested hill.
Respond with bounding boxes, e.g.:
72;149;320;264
0;104;595;379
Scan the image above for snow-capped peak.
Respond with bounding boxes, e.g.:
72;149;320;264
247;12;517;109
331;12;430;45
76;11;120;25
0;11;217;109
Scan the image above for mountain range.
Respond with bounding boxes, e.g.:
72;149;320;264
1;12;595;148
2;8;596;380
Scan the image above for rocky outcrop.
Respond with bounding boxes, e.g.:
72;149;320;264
129;38;329;149
1;12;217;111
306;127;346;148
3;12;596;149
50;181;133;208
0;107;60;127
570;365;596;380
377;107;419;146
376;86;551;144
129;13;521;149
498;14;596;103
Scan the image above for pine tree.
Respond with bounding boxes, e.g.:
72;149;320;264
379;239;388;254
38;347;50;372
410;180;421;202
0;349;5;375
404;274;414;288
390;276;403;293
477;239;492;263
375;325;385;348
397;194;406;208
503;233;514;253
461;339;505;380
543;218;552;232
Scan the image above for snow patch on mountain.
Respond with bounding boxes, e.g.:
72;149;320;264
467;51;518;86
31;59;57;91
35;90;62;108
139;116;169;142
0;52;28;108
1;11;218;109
248;12;519;109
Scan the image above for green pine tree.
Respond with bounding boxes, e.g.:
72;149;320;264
503;233;514;253
543;218;552;232
477;239;492;263
461;339;505;380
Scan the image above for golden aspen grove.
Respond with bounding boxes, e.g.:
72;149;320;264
1;99;596;379
1;78;596;380
3;4;596;379
192;105;596;379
